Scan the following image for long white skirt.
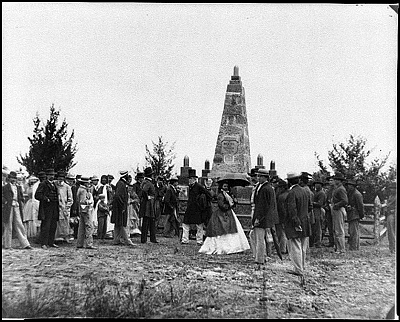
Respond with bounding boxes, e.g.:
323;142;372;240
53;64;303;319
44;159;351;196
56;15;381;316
199;210;250;255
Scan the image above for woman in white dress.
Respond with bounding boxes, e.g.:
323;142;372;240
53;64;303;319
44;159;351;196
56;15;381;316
22;176;40;238
199;182;250;255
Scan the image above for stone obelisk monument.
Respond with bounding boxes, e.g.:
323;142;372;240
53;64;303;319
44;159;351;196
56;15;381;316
209;66;251;179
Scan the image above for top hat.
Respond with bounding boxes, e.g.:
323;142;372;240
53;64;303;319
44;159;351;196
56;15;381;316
330;172;346;181
188;169;198;178
8;171;17;179
286;172;301;180
256;168;270;177
247;168;258;177
46;168;56;175
144;167;154;177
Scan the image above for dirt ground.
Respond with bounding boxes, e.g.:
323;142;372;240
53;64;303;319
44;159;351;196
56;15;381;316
2;233;397;319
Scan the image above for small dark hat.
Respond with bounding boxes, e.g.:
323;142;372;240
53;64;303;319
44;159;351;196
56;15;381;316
135;172;144;179
312;179;324;185
101;174;108;180
107;174;114;180
169;175;179;182
346;179;357;186
144;167;154;177
46;168;56;175
38;171;46;178
8;171;17;179
301;172;313;178
57;171;66;179
277;179;288;188
188;169;198;178
330;172;346;181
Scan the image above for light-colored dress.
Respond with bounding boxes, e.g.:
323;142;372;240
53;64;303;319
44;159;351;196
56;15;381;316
199;191;250;255
127;187;141;235
22;184;40;237
55;182;73;240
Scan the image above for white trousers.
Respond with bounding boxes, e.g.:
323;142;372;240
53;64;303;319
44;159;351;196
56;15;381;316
3;205;30;249
182;223;203;244
287;237;309;275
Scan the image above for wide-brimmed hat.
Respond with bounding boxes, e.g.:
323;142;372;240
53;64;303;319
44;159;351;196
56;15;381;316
28;175;39;183
330;172;346;181
8;171;17;179
79;176;90;183
66;172;76;180
119;170;128;177
286;172;301;180
169;175;179;182
301;172;312;178
91;175;99;181
277;179;288;188
256;168;270;177
46;168;56;175
144;167;154;177
188;169;198;178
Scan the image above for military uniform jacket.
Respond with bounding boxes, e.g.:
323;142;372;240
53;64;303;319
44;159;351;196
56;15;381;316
347;188;364;221
332;184;348;210
252;182;279;228
183;181;211;225
2;183;25;223
284;184;312;239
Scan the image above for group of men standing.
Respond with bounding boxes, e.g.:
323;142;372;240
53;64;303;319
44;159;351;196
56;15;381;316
247;168;386;279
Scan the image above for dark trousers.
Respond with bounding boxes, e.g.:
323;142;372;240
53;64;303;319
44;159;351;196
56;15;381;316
163;214;180;237
324;208;334;245
97;215;108;239
39;206;59;246
141;217;157;243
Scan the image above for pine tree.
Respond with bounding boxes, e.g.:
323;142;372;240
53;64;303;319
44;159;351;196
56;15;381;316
144;136;176;179
17;104;78;175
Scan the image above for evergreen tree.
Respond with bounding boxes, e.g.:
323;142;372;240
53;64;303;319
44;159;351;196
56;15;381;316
17;104;78;175
315;134;395;203
144;136;176;179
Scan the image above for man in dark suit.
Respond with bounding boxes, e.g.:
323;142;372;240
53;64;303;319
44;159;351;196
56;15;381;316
162;176;180;238
35;168;60;249
252;168;279;265
284;172;312;279
2;171;33;249
139;167;158;244
182;169;211;246
111;170;134;246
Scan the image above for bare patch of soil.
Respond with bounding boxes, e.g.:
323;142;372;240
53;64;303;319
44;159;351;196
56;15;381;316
2;235;396;319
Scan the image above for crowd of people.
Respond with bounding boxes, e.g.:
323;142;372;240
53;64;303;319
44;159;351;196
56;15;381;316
2;165;397;279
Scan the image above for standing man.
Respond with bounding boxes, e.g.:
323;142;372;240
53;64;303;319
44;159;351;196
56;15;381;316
154;175;167;233
284;172;312;279
35;168;60;249
252;168;279;265
66;172;79;241
139;167;158;243
300;172;315;247
2;171;33;249
276;179;289;254
181;169;211;246
54;171;73;244
132;172;144;230
323;178;335;247
111;171;134;246
382;182;396;254
76;176;96;249
311;179;327;248
162;176;181;238
329;172;348;254
345;179;364;251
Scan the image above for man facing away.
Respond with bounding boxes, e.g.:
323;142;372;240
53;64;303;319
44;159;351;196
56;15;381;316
345;179;364;251
139;167;158;244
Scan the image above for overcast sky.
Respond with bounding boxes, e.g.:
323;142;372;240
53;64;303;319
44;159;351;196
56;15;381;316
2;3;397;179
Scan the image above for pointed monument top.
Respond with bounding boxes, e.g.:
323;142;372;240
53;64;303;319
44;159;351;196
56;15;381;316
233;65;239;76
